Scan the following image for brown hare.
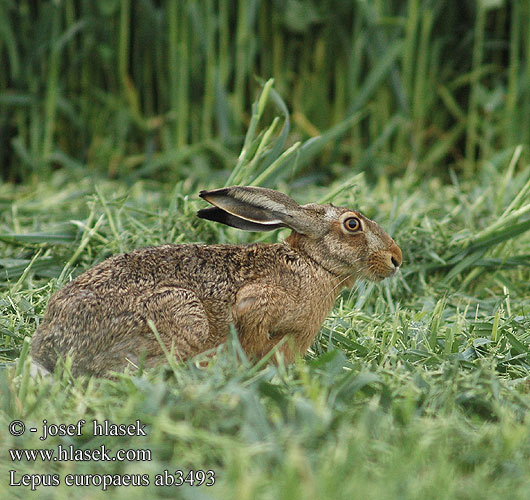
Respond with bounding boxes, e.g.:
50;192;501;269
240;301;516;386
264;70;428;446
30;186;402;377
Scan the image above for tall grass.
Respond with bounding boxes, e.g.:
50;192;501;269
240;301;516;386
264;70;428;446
1;0;529;182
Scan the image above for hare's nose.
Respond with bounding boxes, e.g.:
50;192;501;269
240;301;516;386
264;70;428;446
389;243;402;269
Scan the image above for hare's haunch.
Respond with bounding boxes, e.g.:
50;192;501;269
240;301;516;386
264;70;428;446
30;186;402;376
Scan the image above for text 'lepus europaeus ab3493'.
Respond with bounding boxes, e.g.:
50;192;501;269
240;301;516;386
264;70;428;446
30;186;402;377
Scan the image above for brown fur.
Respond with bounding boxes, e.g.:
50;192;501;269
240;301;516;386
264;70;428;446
30;186;402;377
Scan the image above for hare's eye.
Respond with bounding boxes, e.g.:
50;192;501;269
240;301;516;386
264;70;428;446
344;217;361;232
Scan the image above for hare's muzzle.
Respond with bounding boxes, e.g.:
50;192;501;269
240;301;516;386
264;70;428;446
386;242;402;276
368;242;402;280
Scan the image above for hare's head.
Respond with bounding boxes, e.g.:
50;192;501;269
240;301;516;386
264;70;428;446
197;186;402;282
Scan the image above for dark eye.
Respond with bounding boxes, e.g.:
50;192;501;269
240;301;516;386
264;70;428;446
344;217;361;232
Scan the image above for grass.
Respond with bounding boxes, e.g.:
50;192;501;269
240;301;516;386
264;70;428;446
2;1;530;181
1;83;529;498
1;1;530;498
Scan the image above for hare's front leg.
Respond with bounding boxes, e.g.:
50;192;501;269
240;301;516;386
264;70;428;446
140;286;210;362
232;283;302;363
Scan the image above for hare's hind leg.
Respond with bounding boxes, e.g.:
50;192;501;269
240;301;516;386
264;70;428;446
141;286;210;363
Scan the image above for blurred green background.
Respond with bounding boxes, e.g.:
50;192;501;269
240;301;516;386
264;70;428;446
1;0;529;184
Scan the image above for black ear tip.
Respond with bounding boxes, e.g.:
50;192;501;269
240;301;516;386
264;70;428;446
196;206;229;224
196;208;209;219
199;187;231;200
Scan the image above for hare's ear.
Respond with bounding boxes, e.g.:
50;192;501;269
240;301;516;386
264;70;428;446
197;186;319;235
196;207;285;232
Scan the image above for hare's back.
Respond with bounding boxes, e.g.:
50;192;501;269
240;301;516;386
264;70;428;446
44;242;280;313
